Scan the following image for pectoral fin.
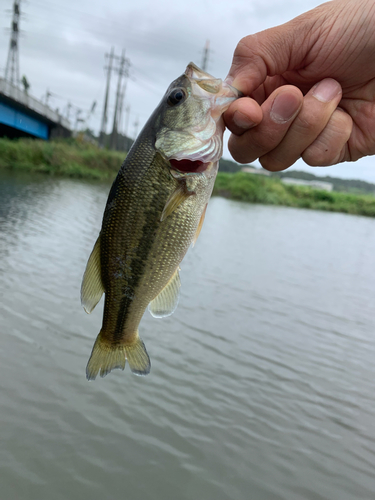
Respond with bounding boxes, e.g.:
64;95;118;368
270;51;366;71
81;235;105;314
193;204;207;247
148;267;181;318
161;184;192;221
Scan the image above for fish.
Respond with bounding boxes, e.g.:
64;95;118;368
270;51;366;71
81;62;241;380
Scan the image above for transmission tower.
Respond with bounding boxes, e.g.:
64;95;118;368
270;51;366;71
5;0;21;86
117;78;128;137
201;40;210;72
99;47;115;146
110;49;130;150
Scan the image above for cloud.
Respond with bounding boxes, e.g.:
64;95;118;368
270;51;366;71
1;0;374;182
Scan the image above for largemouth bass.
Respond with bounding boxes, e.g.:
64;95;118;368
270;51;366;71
81;62;240;380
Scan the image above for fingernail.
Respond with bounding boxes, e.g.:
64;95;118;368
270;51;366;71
233;110;256;130
224;76;234;86
270;93;301;124
312;79;341;103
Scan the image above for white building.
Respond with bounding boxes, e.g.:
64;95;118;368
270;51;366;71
281;178;333;192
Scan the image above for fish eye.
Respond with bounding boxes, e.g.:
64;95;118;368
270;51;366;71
167;88;186;106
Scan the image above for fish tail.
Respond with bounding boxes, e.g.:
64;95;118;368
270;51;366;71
86;331;151;380
124;338;151;376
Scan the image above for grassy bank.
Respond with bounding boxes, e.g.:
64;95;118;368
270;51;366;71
213;172;375;217
0;137;125;180
1;138;375;217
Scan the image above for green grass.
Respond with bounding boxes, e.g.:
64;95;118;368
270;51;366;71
213;172;375;217
0;137;125;180
1;138;374;217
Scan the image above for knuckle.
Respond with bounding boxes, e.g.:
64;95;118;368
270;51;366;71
233;36;257;61
303;140;341;166
228;136;257;164
232;128;277;162
260;154;290;172
302;109;352;166
293;110;323;134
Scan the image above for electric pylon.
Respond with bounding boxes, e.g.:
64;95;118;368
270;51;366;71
201;40;210;72
99;47;115;146
110;49;130;150
5;0;21;86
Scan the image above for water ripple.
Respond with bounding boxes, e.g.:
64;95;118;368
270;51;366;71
1;173;375;499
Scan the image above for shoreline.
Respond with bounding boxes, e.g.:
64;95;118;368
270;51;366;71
1;138;375;217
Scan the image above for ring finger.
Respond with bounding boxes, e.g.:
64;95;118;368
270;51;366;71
260;79;343;171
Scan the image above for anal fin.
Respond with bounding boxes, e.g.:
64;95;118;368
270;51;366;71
81;235;105;313
148;267;181;318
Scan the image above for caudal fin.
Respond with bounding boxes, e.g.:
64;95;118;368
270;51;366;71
86;332;151;380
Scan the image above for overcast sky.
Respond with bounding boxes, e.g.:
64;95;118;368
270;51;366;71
1;0;375;183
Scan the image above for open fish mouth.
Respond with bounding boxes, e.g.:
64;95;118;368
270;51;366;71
169;159;211;174
155;62;242;176
166;63;241;175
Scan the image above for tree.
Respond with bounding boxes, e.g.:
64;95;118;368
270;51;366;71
21;75;30;94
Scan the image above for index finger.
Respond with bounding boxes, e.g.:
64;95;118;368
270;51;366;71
224;97;263;136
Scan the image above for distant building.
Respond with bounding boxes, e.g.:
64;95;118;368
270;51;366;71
281;178;333;191
241;166;271;176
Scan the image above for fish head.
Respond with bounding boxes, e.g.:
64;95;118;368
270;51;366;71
154;62;241;175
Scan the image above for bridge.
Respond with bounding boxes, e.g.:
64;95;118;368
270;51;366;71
0;78;72;140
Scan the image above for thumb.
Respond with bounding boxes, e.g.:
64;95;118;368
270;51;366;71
226;16;317;95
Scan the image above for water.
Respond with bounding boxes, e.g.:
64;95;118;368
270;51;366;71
1;170;375;500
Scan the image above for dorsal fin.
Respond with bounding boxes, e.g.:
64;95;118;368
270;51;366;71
148;267;181;318
81;235;105;314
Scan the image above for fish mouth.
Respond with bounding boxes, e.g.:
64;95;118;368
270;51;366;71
169;158;209;174
162;63;242;175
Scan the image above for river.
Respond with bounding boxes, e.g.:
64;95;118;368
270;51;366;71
1;169;375;500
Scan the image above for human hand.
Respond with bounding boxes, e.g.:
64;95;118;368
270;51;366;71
224;0;375;171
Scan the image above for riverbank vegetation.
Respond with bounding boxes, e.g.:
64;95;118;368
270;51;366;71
0;137;124;180
1;137;375;217
213;172;375;217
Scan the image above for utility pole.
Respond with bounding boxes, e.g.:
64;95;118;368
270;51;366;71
5;0;21;86
99;47;115;147
83;100;97;131
117;78;128;137
44;88;52;106
74;108;83;132
133;116;139;140
110;49;130;150
123;105;131;151
201;39;210;72
66;102;72;121
124;104;130;138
